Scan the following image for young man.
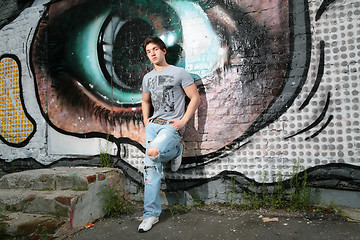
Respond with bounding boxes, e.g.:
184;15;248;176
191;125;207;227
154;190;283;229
138;37;200;232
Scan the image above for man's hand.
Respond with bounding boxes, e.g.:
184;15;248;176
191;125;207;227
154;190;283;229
169;119;186;131
169;83;200;131
144;117;153;127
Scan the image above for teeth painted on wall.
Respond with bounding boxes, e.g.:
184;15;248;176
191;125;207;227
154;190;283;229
0;57;34;145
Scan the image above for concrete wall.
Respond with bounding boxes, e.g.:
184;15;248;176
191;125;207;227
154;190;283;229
0;0;359;203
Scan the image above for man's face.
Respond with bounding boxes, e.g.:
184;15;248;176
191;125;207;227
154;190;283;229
145;43;167;66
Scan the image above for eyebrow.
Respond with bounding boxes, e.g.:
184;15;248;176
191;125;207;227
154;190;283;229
146;46;158;52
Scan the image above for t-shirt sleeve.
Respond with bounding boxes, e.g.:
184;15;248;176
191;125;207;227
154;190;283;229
142;75;150;93
180;68;195;89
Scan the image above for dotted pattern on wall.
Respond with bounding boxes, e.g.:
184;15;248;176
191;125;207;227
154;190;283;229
0;57;34;145
226;0;360;183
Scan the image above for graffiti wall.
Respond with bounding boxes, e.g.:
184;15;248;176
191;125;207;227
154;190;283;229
0;0;359;199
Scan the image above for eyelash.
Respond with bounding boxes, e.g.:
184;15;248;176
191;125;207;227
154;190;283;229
51;74;143;127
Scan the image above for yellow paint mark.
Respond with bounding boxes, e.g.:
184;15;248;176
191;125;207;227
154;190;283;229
0;57;34;144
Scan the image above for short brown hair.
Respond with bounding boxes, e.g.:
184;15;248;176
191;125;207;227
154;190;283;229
142;37;167;54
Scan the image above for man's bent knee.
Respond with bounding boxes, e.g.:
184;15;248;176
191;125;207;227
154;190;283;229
147;146;160;158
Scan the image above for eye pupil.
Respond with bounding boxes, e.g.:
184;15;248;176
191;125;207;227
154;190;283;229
110;18;153;90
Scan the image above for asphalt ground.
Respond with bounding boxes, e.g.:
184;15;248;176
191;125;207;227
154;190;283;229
67;203;360;240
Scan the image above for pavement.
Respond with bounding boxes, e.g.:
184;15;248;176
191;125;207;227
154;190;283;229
66;203;360;240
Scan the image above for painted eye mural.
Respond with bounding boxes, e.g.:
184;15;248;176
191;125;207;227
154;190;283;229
1;0;360;195
31;0;291;151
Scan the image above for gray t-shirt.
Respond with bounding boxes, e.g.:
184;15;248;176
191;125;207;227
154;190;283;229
142;65;194;120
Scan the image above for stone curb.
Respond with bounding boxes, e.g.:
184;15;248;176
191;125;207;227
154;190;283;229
0;167;127;239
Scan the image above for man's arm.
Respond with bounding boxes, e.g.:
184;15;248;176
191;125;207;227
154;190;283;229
170;83;200;131
142;91;152;127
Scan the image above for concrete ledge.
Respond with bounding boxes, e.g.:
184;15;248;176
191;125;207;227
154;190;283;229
1;212;67;238
0;167;119;191
312;188;360;209
0;167;127;239
339;207;360;222
0;189;86;215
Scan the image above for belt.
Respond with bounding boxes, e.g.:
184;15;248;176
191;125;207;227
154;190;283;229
151;118;169;125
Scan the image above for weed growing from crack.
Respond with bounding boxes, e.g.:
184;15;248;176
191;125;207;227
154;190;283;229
99;135;112;168
232;160;317;212
272;170;285;208
0;206;4;221
169;194;190;216
225;177;240;206
289;161;313;211
38;226;51;240
169;203;189;216
240;182;261;210
192;193;205;207
99;184;132;217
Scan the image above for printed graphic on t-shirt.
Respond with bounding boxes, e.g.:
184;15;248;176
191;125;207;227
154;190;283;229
148;75;175;113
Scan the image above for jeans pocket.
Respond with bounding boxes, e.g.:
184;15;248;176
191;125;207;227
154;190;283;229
168;125;183;137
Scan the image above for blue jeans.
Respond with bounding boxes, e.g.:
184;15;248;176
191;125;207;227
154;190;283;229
143;121;183;218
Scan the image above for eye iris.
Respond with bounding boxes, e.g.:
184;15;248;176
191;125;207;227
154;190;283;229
98;1;183;99
112;18;153;90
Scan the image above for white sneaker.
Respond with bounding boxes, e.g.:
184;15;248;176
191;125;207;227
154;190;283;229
171;144;183;172
138;216;159;232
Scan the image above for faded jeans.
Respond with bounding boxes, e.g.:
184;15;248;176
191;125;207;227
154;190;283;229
143;121;184;218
